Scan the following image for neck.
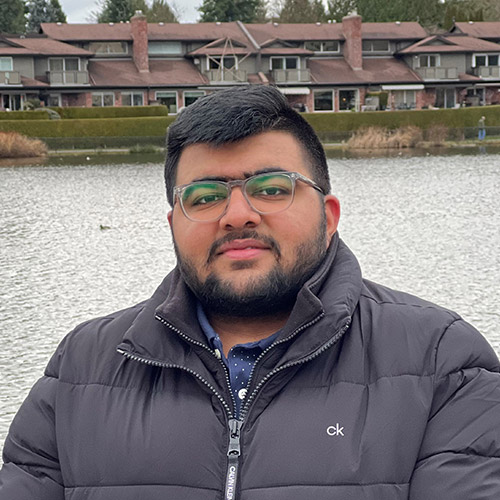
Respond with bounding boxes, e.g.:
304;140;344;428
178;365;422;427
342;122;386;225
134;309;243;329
207;311;290;357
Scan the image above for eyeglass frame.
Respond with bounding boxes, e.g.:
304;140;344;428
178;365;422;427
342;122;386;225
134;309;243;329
173;170;325;223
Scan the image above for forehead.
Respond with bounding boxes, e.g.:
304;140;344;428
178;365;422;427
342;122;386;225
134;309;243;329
175;131;312;185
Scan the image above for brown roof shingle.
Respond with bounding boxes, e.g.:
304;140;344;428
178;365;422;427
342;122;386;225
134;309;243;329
399;35;500;54
308;57;421;85
88;59;208;87
0;36;92;56
452;22;500;39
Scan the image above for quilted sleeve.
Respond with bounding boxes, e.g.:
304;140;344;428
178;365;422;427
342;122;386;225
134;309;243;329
409;319;500;499
0;342;65;499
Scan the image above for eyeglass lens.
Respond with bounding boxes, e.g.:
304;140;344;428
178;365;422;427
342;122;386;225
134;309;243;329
181;173;295;221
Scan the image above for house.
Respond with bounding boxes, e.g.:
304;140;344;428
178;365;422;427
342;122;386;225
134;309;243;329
1;13;499;112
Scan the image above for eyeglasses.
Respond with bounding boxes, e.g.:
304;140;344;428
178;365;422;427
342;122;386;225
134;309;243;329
173;171;324;223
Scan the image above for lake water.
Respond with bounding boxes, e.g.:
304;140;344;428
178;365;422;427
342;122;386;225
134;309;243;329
1;148;499;453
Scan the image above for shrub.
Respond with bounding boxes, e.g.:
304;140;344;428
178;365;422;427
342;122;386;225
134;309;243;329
0;110;51;121
424;124;449;146
347;126;423;149
0;132;47;158
49;105;169;119
0;116;175;137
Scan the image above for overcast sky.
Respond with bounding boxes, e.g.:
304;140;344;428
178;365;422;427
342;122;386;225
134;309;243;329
59;0;203;23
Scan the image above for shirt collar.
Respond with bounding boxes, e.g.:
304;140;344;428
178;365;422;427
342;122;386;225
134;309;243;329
196;302;280;351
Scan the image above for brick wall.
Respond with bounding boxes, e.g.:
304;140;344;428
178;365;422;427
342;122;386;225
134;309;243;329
131;11;149;73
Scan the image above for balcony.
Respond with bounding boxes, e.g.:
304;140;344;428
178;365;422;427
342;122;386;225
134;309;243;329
47;70;89;85
272;68;310;83
415;67;458;80
474;66;500;78
206;69;247;83
0;71;21;85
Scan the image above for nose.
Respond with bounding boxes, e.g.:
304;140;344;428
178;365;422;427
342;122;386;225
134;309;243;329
218;187;261;230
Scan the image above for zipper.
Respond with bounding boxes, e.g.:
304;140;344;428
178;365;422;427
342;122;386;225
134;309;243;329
240;317;351;421
155;313;238;416
118;312;350;500
225;418;242;500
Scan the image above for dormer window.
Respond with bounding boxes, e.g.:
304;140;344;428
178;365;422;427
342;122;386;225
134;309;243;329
473;54;499;67
305;41;339;52
0;57;13;71
270;57;298;70
208;56;237;70
89;42;127;54
148;41;182;55
419;54;439;67
362;40;390;52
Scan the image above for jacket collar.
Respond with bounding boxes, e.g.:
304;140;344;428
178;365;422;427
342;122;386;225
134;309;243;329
118;233;362;366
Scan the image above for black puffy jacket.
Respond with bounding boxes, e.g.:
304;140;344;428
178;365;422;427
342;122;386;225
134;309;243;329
2;235;500;500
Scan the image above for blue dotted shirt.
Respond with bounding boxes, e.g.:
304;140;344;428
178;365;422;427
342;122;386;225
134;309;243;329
197;303;279;417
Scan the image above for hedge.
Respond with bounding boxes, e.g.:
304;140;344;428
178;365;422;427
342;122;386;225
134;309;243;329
0;116;176;137
0;110;51;121
303;105;500;132
0;105;498;141
49;105;169;119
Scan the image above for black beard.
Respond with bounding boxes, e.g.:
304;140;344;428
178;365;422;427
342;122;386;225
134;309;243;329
174;217;328;318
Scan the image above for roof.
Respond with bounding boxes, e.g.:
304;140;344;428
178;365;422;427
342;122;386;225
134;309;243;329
308;57;421;85
0;36;92;56
399;35;500;54
452;22;500;39
246;22;426;45
41;21;428;47
41;22;252;44
88;59;208;87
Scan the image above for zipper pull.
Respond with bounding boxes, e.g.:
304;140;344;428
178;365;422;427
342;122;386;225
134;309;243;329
225;418;242;500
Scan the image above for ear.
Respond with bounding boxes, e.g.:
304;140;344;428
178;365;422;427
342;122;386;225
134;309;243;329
324;195;340;243
167;210;173;228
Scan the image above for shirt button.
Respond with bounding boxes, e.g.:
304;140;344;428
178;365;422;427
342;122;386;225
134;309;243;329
214;349;222;359
238;388;247;400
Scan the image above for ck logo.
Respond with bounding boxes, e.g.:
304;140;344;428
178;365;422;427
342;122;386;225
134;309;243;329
326;423;344;437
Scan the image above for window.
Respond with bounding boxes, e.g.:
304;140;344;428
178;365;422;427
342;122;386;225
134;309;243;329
419;55;439;67
435;88;455;109
473;54;499;67
89;42;128;54
92;92;115;107
122;92;144;106
49;58;80;71
156;91;177;113
362;40;390;52
48;94;61;107
148;42;182;55
314;90;334;111
184;91;205;107
208;56;236;70
339;89;358;111
305;41;339;52
270;57;298;70
394;90;416;109
0;57;13;71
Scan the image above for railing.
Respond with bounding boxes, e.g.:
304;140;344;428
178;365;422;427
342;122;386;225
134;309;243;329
47;71;89;85
272;68;310;83
474;66;500;78
206;69;247;82
415;67;458;80
0;71;21;85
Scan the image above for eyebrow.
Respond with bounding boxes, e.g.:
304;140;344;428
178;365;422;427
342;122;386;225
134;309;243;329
192;167;288;183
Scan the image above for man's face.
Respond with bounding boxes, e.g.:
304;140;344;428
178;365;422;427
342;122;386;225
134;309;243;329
168;131;340;316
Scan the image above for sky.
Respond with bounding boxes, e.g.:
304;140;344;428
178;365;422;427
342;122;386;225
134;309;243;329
59;0;203;23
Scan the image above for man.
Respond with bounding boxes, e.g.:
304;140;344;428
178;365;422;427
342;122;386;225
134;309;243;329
478;115;486;141
1;86;499;499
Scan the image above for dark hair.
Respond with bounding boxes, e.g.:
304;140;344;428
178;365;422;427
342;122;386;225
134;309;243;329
164;85;330;206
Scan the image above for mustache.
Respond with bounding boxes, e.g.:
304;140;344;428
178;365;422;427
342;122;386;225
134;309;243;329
207;230;281;264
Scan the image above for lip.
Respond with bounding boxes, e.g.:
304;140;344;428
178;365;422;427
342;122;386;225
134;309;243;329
217;239;271;260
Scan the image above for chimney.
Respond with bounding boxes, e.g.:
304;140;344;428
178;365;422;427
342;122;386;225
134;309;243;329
131;10;149;73
342;12;362;71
